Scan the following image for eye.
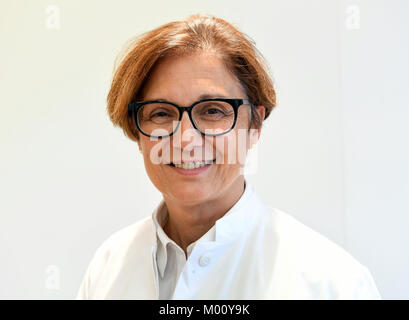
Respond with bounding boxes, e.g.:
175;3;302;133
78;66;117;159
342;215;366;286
151;111;171;118
200;103;231;115
205;108;224;115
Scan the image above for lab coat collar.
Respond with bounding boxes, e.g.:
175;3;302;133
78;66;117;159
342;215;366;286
151;179;257;277
214;179;256;242
152;201;169;278
153;203;216;278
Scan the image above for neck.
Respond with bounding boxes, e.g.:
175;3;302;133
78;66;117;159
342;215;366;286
163;176;245;256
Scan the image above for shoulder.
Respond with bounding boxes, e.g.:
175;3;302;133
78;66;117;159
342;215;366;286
76;216;156;299
256;205;360;271
262;207;381;299
271;208;351;260
91;215;155;266
98;216;154;252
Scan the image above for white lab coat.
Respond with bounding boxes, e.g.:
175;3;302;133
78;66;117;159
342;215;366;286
76;183;381;299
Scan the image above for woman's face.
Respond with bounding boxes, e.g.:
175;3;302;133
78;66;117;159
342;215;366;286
137;52;263;205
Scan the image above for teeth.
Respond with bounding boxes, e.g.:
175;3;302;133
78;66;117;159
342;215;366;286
173;160;213;169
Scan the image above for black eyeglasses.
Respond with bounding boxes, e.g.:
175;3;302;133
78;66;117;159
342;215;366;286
128;98;250;138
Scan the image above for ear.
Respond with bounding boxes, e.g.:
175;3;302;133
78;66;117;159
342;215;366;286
136;139;142;153
249;105;266;149
128;115;142;152
255;105;266;136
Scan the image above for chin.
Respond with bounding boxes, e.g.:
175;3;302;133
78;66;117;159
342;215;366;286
168;184;212;204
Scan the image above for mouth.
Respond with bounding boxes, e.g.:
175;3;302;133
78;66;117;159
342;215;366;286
168;159;215;170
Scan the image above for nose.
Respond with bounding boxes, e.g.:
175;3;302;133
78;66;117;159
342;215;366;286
176;110;203;149
179;110;194;132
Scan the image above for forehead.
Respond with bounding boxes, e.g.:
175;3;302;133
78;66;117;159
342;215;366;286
140;52;246;103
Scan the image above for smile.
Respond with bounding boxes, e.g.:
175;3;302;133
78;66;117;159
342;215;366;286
169;160;214;169
167;159;215;176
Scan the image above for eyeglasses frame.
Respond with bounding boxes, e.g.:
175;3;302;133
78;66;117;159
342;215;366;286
128;98;251;138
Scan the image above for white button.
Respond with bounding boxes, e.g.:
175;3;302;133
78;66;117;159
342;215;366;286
198;253;211;267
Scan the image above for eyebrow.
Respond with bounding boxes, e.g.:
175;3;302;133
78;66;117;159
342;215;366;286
198;93;229;100
150;93;230;102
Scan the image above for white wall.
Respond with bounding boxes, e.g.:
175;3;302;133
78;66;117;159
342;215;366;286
0;0;408;299
340;0;409;298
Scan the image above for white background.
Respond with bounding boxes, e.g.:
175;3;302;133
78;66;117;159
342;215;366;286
0;0;408;299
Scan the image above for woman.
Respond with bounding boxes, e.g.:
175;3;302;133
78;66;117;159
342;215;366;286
76;14;381;299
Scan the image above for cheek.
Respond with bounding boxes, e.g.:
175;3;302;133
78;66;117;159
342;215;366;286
213;130;249;170
140;139;164;178
212;108;252;170
140;136;172;164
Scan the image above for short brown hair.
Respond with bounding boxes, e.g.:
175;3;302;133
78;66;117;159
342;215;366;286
107;14;277;142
